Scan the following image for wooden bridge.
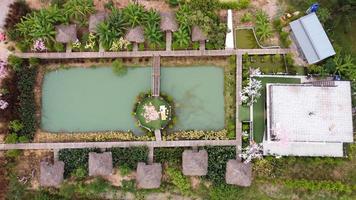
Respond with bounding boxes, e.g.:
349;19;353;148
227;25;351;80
152;56;160;96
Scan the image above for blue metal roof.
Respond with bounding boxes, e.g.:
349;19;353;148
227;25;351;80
290;13;335;64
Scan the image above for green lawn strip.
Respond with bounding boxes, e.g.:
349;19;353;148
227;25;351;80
235;29;259;49
239;105;250;121
252;77;301;143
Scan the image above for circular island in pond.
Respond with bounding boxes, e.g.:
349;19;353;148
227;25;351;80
134;95;172;131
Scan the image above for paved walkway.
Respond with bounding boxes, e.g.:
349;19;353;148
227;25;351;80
0;140;237;150
235;53;243;160
14;48;291;59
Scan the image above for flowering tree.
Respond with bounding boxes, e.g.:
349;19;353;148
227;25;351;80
239;142;263;163
0;32;6;42
240;79;262;106
33;39;47;51
250;67;261;76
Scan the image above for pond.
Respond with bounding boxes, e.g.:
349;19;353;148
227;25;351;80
235;29;259;49
41;66;224;135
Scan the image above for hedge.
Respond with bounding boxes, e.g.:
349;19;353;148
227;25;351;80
16;65;37;140
154;147;184;165
206;146;236;184
110;146;149;169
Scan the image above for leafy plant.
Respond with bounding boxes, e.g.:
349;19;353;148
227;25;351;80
241;13;252;23
167;0;180;7
173;27;189;49
166;167;191;195
119;164;132;176
112;59;127;76
144;9;160;27
123;3;146;27
8;55;23;72
8;120;24;133
144;23;163;48
63;0;95;24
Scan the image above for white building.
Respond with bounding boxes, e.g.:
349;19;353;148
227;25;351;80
263;81;353;157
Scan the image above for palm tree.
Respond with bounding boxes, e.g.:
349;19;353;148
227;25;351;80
256;23;272;43
96;22;117;50
333;54;355;76
107;8;128;38
144;24;163;48
122;3;145;27
144;9;160;27
63;0;95;24
173;27;189;48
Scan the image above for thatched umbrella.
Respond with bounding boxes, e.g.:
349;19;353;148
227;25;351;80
160;12;178;51
182;150;208;176
136;162;162;189
89;12;108;33
225;159;252;187
40;161;64;188
88;152;113;176
191;26;208;50
55;24;77;43
125;26;145;51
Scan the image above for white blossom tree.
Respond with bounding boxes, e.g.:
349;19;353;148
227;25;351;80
240;79;262;106
239;142;263;163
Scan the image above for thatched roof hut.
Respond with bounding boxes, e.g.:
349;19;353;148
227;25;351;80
136;162;162;189
89;12;108;33
160;12;178;32
182;150;208;176
225;160;252;187
55;24;77;43
40;161;64;188
89;152;113;176
125;26;145;43
192;26;208;42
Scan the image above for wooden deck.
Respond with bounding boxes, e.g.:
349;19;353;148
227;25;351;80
152;56;160;96
14;48;291;59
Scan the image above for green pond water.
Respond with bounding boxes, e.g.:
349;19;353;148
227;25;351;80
41;66;224;134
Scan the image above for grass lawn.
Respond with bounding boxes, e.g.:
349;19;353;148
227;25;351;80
236;29;259;49
249;55;306;75
239;105;250;121
252;77;301;143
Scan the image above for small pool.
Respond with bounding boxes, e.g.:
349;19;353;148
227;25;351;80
235;29;259;49
41;66;224;134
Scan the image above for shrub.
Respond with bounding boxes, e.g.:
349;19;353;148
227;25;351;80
167;0;180;7
218;0;250;9
119;164;132;176
8;120;24;133
208;184;241;200
206;146;236;184
63;0;95;25
52;42;65;52
112;59;127;76
121;180;136;192
241;13;252;23
6;176;26;200
85;178;112;195
8;55;23;72
166;167;191;195
16;66;37;140
6;149;22;158
5;1;31;30
29;57;40;68
154;147;184;165
110;146;149;169
5;133;18;144
18;135;29;143
71;167;86;180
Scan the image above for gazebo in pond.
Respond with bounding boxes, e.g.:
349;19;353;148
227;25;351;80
160;12;178;51
40;161;64;188
55;24;77;52
89;12;108;33
136;162;162;189
88;152;113;176
125;26;145;51
192;26;208;51
182;150;208;176
225;159;252;187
